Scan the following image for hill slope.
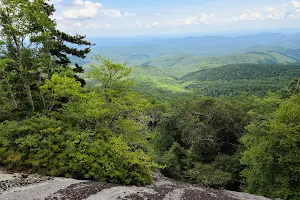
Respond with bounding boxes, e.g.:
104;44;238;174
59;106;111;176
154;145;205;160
181;63;300;96
181;63;300;81
127;52;298;99
139;51;296;77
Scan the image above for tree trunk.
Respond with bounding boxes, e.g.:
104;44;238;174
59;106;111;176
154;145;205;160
25;83;35;111
3;75;17;109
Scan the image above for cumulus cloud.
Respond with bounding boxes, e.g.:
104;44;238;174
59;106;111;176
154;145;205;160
285;0;300;18
226;11;264;22
62;0;102;19
168;13;214;25
263;1;300;20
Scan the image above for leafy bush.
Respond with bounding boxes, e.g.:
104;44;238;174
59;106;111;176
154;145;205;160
0;116;152;185
212;154;244;190
161;142;187;179
185;163;232;188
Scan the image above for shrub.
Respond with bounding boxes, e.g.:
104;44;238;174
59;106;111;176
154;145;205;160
161;142;187;179
0;116;152;185
212;154;244;190
185;163;232;188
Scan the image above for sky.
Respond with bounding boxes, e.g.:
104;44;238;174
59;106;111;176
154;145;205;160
50;0;300;37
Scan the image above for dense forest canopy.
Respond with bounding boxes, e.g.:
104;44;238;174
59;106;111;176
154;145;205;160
1;1;300;200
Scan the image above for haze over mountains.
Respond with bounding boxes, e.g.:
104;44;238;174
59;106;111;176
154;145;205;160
86;32;300;62
78;32;300;99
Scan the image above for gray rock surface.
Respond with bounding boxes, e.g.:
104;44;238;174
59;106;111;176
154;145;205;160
0;171;274;200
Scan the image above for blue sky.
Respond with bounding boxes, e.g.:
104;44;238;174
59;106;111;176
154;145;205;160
51;0;300;37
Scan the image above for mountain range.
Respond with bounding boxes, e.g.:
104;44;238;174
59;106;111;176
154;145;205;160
78;32;300;100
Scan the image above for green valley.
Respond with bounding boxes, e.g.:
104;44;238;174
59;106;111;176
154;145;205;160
123;51;299;99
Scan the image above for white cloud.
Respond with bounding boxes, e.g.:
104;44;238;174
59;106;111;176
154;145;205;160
100;9;136;18
168;13;214;25
87;23;111;29
226;11;264;22
56;17;112;30
155;13;161;16
266;7;284;19
73;22;111;29
101;9;122;18
124;12;136;17
285;0;300;18
62;0;102;19
47;0;64;3
74;0;83;5
185;13;214;24
262;1;300;20
73;22;82;28
151;22;160;27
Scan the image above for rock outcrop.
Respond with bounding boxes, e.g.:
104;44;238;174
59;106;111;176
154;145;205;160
0;171;273;200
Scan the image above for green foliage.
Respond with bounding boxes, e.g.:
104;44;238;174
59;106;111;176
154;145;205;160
0;0;154;187
0;0;55;112
0;116;152;185
139;52;295;78
161;142;187;179
183;63;300;97
241;93;300;199
2;0;300;195
121;53;300;99
181;63;300;82
0;8;154;184
88;57;132;90
40;73;83;112
281;78;300;98
176;95;250;161
186;163;232;188
153;95;253;189
0;0;90;115
60;60;151;139
212;154;244;190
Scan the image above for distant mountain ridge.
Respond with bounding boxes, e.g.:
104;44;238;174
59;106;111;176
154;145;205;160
83;32;300;63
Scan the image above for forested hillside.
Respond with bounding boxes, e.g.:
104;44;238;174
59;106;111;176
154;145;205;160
1;1;300;200
137;51;296;77
182;63;300;81
180;63;300;96
126;54;299;99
